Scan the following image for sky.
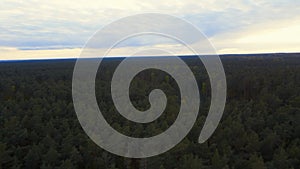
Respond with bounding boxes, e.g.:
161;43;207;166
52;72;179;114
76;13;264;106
0;0;299;60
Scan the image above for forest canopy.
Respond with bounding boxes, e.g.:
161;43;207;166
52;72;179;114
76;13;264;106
0;53;299;169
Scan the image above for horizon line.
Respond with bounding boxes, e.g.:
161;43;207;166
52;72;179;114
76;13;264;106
0;52;299;62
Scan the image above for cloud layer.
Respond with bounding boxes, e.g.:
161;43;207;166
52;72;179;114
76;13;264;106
0;0;299;59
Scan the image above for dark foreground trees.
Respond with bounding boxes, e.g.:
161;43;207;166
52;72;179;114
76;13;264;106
0;54;299;169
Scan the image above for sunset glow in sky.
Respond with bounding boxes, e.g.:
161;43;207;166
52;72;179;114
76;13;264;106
0;0;299;60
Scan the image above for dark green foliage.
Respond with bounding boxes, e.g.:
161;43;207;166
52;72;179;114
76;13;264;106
0;54;299;168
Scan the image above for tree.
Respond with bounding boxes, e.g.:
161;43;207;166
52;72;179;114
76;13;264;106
249;154;267;169
211;149;227;169
70;147;82;167
0;142;11;169
60;159;75;169
180;154;203;169
43;147;59;166
24;146;40;169
273;147;289;169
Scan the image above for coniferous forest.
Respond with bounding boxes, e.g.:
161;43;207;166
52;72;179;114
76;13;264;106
0;53;299;169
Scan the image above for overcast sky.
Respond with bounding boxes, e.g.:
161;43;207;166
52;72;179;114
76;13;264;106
0;0;299;60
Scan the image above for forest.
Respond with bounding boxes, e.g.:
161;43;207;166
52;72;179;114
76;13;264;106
0;53;299;169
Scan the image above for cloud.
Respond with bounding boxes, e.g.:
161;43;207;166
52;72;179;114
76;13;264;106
0;44;190;60
210;16;300;54
0;47;82;60
0;0;299;59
